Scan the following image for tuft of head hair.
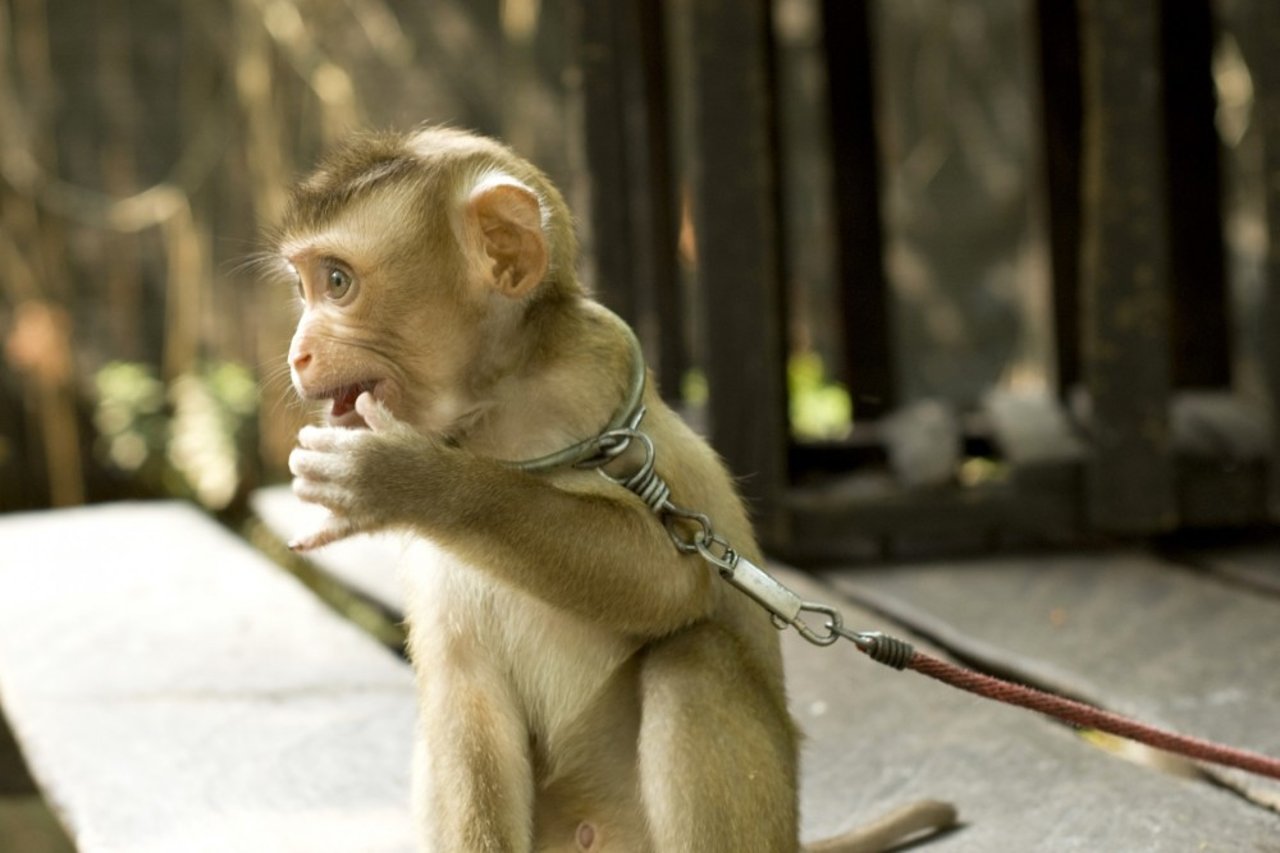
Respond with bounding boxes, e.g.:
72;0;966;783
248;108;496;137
278;126;581;301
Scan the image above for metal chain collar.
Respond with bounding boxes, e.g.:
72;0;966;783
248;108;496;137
501;314;912;663
506;323;649;474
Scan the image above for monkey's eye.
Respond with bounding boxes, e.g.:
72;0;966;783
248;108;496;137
325;266;354;300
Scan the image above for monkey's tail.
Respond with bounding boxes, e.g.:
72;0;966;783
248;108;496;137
802;800;958;853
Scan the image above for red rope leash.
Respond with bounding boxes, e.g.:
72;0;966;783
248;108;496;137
903;648;1280;781
699;554;1280;782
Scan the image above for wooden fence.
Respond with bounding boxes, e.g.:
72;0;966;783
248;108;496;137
572;0;1280;559
2;0;1276;561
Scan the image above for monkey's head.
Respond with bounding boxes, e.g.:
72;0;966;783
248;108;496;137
272;126;580;434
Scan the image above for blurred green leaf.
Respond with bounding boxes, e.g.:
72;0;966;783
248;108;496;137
788;351;852;441
92;360;258;509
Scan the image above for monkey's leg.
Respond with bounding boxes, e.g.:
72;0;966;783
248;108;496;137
637;622;799;853
414;665;535;852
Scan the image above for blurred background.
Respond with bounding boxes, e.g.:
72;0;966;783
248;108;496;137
1;0;590;517
0;0;1276;550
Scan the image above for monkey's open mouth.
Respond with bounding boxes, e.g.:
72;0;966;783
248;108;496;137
328;380;379;420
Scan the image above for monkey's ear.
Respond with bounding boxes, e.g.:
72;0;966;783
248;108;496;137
465;175;549;299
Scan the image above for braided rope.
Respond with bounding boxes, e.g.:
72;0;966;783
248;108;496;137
904;650;1280;781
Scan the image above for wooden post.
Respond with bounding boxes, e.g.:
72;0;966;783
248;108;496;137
1258;2;1280;520
1078;0;1176;533
1160;0;1230;390
619;1;683;398
1034;0;1083;395
822;0;893;419
676;0;789;544
571;0;683;396
574;0;636;325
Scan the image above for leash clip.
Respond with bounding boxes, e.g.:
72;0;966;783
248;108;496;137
696;544;851;648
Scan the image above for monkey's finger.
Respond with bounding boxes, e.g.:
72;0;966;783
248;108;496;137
289;515;359;551
297;424;361;452
356;392;399;432
291;474;359;515
288;446;352;483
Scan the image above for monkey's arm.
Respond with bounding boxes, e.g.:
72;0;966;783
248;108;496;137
289;395;716;636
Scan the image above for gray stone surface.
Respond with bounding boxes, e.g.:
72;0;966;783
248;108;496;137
1194;540;1280;595
0;502;417;853
782;569;1280;850
827;551;1280;810
253;485;408;614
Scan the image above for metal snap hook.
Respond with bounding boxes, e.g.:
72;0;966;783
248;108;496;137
791;602;845;647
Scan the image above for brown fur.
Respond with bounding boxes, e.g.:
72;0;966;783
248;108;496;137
278;126;954;852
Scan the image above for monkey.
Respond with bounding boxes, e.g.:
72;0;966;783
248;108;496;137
278;125;956;852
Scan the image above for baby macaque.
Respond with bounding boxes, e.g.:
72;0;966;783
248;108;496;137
279;126;954;852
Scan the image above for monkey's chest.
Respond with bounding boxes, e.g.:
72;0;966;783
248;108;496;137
399;538;637;741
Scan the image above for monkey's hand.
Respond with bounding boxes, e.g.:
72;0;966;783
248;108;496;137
288;392;441;550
